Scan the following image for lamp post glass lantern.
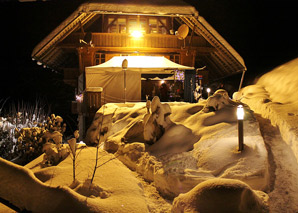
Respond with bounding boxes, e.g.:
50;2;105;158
207;88;211;97
237;105;244;151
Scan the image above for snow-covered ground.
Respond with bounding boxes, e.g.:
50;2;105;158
0;58;297;212
234;58;298;212
234;58;298;162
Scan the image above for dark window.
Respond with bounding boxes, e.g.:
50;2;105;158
94;53;106;65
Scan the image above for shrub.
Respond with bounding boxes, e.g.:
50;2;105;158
14;114;67;164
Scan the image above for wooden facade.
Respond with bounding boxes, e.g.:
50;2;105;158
32;1;246;90
31;1;247;138
55;14;215;88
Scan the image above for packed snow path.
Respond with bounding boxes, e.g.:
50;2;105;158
257;115;298;212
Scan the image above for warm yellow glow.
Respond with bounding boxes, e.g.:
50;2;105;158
130;30;143;39
237;105;244;120
207;88;211;93
160;80;165;84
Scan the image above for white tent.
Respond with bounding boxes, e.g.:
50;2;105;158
85;56;194;103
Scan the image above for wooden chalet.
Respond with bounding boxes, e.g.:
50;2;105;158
31;0;246;136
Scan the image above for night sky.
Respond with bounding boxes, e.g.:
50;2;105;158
0;0;297;111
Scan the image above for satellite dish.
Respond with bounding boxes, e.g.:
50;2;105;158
175;24;189;40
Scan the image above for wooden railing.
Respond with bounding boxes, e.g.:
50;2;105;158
62;33;209;49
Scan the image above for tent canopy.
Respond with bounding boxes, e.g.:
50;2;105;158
85;56;194;103
86;56;194;74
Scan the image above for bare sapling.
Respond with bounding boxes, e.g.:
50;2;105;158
67;130;82;182
90;104;105;184
90;99;118;184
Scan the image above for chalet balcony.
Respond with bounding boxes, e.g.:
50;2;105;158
60;33;213;52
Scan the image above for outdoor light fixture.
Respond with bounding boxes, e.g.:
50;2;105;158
130;29;143;39
237;105;244;151
207;88;211;97
161;80;165;84
76;94;83;103
122;59;128;103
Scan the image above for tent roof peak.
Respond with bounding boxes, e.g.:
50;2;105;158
86;56;194;73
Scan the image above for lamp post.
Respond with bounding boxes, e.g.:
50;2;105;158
207;88;211;97
237;105;244;151
122;59;128;103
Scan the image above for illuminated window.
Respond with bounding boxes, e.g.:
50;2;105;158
118;18;127;33
175;70;184;81
128;18;146;34
149;18;167;34
106;16;169;35
108;18;127;33
94;53;105;65
149;18;158;34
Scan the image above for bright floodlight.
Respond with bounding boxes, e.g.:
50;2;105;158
237;105;244;120
130;30;143;39
161;80;165;84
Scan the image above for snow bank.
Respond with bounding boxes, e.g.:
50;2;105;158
172;178;269;212
0;146;149;212
86;95;269;198
257;58;298;104
234;58;298;163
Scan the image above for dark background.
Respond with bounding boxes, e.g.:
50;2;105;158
0;0;297;128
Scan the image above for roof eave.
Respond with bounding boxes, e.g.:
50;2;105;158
31;1;198;61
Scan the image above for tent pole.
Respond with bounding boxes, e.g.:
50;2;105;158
122;59;128;103
124;68;126;103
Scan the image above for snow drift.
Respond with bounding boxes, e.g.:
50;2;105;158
86;94;269;198
172;178;269;212
234;58;298;163
0;90;272;212
0;147;150;212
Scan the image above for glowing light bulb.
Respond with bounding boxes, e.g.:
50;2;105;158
131;30;143;39
237;105;244;120
207;88;211;97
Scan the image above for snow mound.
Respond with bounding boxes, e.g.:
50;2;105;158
234;58;298;163
172;178;269;212
86;93;269;198
257;58;298;104
0;147;150;212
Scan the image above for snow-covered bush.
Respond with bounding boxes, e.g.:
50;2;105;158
143;96;172;144
0;100;50;162
0;124;16;160
0;107;68;165
15;114;67;165
201;89;237;112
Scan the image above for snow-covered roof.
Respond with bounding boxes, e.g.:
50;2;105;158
31;0;246;80
79;0;198;16
32;0;197;59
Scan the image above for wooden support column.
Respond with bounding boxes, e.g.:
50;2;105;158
77;48;84;74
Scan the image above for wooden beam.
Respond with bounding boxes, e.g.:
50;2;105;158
157;17;170;34
105;17;117;32
58;45;215;53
